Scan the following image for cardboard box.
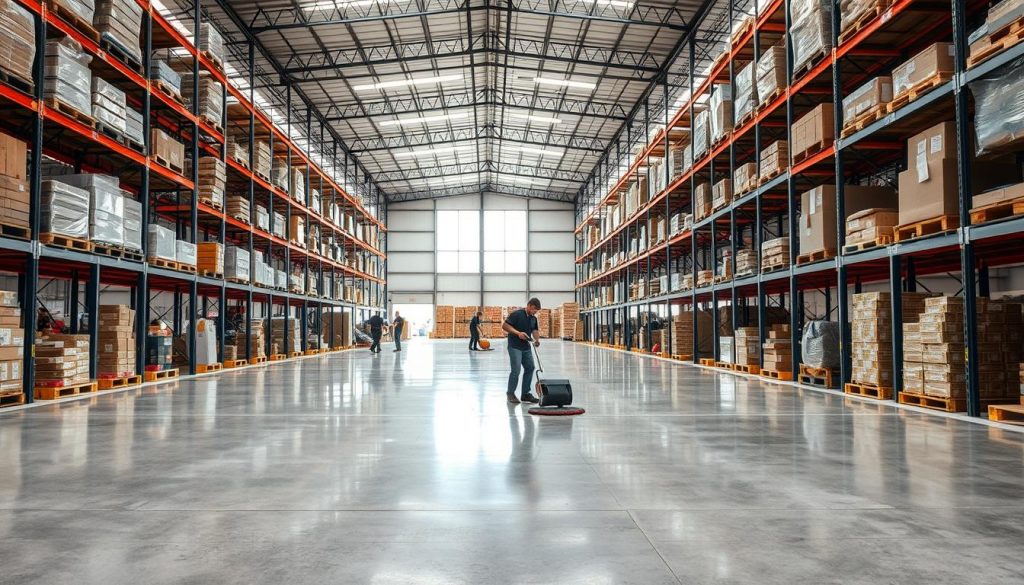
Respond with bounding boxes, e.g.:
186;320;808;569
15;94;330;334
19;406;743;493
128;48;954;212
892;43;954;97
973;181;1024;209
800;184;896;253
898;159;958;225
843;77;892;122
792;103;834;159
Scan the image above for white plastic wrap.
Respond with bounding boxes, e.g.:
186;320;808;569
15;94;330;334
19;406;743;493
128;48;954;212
55;174;124;247
175;240;197;266
291;168;305;204
734;62;756;124
53;0;94;25
256;205;270;232
310;189;321;215
225;245;250;282
756;45;786;102
150;59;181;94
275;269;287;289
790;0;832;74
272;211;286;238
970;56;1024;156
199;22;224;65
181;72;223;124
91;77;127;134
0;0;36;83
271;162;289;192
693;109;710;159
122;194;142;251
709;83;733;142
125;106;144;146
147;225;175;261
801;320;841;369
44;38;93;117
41;180;90;238
94;0;143;65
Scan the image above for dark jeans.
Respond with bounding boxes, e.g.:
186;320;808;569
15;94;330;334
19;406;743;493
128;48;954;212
507;346;536;397
469;332;480;350
370;329;382;352
394;328;402;350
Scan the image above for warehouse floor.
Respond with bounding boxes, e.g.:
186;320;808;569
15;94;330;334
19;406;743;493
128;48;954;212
2;340;1024;584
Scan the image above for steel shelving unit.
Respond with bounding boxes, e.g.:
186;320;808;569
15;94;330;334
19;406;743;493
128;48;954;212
573;0;1024;417
0;0;388;403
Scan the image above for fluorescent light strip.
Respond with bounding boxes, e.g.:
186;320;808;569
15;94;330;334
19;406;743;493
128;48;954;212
510;145;563;157
354;73;462;92
304;0;378;10
379;112;469;127
532;76;597;90
394;146;473;158
507;112;562;125
577;0;635;8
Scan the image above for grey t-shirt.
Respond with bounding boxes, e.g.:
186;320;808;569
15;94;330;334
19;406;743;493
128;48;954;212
504;309;538;351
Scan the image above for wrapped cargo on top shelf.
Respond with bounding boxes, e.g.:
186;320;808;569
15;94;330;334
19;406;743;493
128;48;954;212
94;0;143;65
709;83;733;144
839;0;891;38
150;59;182;99
44;38;92;118
0;0;36;85
198;22;224;67
970;57;1024;155
91;77;127;135
692;108;710;159
53;0;94;27
734;61;757;125
55;174;124;248
40;180;90;239
122;194;141;251
255;205;270;232
790;0;832;74
756;44;786;106
310;189;321;215
146;224;175;262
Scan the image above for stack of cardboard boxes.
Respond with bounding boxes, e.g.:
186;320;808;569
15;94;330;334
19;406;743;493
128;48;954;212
94;0;143;64
756;45;786;106
790;0;832;73
0;131;29;232
269;317;301;355
197;242;223;276
36;334;90;387
735;249;757;276
560;302;581;340
181;72;224;127
800;184;894;257
0;0;35;85
234;319;266;360
845;208;898;247
734;162;757;195
851;291;930;388
433;305;454;338
537;308;551;338
760;237;790;269
791;103;834;161
151;128;185;172
197;157;225;209
695;182;712;220
762;324;792;373
97;305;135;378
551;308;562;342
842;77;892;128
759;140;787;182
734;327;760;367
0;291;22;396
227;195;250;224
712;179;733;211
893;43;953;101
44;38;91;118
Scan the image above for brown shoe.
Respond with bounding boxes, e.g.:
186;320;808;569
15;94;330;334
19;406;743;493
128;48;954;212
506;393;521;404
521;394;540;404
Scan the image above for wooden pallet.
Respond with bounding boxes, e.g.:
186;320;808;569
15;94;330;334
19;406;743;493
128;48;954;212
793;48;829;80
798;364;838;388
838;4;886;45
143;368;178;383
44;98;94;128
699;358;716;367
196;363;222;373
154;80;185;105
199;197;223;211
761;368;794;381
714;361;735;370
0;391;25;408
151;153;185;175
840;103;888;138
269;354;286;361
248;356;268;365
201;50;224;72
0;69;33;94
792;140;830;165
97;375;142;390
0;222;30;241
898;391;966;412
47;0;101;42
94;243;144;262
894;214;958;242
796;248;836;266
199;269;223;279
761;262;789;274
844;382;894;401
304;349;320;356
222;359;247;369
968;16;1024;68
34;380;98;400
969;196;1024;225
988;403;1024;425
842;234;893;254
39;232;93;252
230;155;251;170
671;354;693;362
734;270;755;279
99;33;143;72
756;87;784;113
733;363;760;375
887;72;953;113
713;274;732;284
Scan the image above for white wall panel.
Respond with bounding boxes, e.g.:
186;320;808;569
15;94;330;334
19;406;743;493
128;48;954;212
437;274;481;291
484;292;528;307
529;252;575;273
388;231;434;251
437;292;482;306
387;210;435;232
484;274;527;291
529;210;574;231
387;273;434;291
436;195;481;210
389;199;434;211
527;199;573;211
390;292;434;304
533;291;575;306
530;273;574;291
528;232;574;251
484;194;528;210
387;252;435;273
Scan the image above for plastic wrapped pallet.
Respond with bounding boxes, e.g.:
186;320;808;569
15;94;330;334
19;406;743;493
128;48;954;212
0;0;36;84
175;240;196;266
226;195;250;224
256;205;270;232
41;180;90;238
709;83;733;143
198;22;224;66
93;0;143;65
756;44;786;105
970;56;1024;155
44;38;93;117
91;76;127;135
271;160;289;192
272;211;286;239
125;106;144;147
840;0;887;33
180;71;223;126
843;77;892;123
734;61;757;124
150;59;182;97
147;225;175;261
801;320;841;370
54;0;95;26
892;43;953;98
275;269;286;290
122;194;142;251
54;174;124;247
290;168;305;204
790;0;832;74
692;109;710;159
225;245;250;282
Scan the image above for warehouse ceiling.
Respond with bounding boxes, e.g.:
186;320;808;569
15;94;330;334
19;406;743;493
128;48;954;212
191;0;711;203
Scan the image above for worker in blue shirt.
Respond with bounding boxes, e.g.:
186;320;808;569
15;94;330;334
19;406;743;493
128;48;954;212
501;298;541;404
469;311;483;351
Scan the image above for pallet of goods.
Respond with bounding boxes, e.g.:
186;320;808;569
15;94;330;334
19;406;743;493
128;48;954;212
0;0;37;90
95;0;143;67
432;305;454;338
0;131;30;240
0;290;24;407
969;0;1024;68
197;242;223;277
34;334;94;399
790;0;832;77
791;103;833;164
840;76;891;137
844;291;930;401
843;208;897;253
97;304;140;389
196;157;225;209
44;38;93;125
889;43;953;111
40;180;92;251
150;127;185;174
560;303;581;340
760;237;789;272
761;324;793;380
798;184;893;264
732;327;760;374
57;174;125;253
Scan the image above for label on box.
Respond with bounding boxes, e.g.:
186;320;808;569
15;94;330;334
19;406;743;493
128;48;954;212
930;135;943;155
916;141;928;182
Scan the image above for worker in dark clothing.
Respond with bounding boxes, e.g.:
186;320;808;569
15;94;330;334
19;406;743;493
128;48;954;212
501;298;541;404
392;311;404;352
469;311;483;351
367;313;384;353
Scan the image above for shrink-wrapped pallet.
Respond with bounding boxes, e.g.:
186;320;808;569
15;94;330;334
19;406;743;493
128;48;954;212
198;22;224;66
146;225;175;261
0;0;35;84
122;194;142;251
94;0;143;65
91;77;127;135
756;45;786;104
970;56;1024;155
55;174;124;247
44;38;92;117
734;62;757;124
54;0;95;26
150;59;181;97
175;240;196;267
41;180;90;238
181;71;223;126
125;106;144;147
790;0;832;74
709;83;733;143
225;245;250;282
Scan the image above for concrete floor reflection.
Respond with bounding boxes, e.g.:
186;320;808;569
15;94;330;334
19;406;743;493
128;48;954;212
0;339;1023;584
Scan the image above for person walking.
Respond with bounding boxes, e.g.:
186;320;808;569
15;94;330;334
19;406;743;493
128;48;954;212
392;311;405;352
367;312;384;354
501;298;541;404
469;311;483;351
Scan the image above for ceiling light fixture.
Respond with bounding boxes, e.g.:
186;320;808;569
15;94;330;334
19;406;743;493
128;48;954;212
510;145;564;157
508;112;562;125
394;146;473;158
354;73;462;92
531;76;597;90
577;0;635;8
379;112;469;127
303;0;377;10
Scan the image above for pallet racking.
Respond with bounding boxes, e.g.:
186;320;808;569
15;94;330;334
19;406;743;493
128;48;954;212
573;0;1024;417
0;0;388;403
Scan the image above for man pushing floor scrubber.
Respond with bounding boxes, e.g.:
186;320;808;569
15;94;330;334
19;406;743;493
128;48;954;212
502;298;582;415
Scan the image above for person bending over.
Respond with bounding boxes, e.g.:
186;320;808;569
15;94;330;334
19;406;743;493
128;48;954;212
501;298;541;404
469;311;483;351
367;313;384;354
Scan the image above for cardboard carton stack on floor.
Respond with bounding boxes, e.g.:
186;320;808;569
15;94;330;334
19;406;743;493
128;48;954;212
762;324;792;372
734;327;760;367
0;291;23;395
482;306;503;338
36;334;90;387
560;302;581;340
269;317;301;354
321;312;352;348
97;305;135;378
433;305;454;338
0;131;29;232
537;308;551;338
453;306;475;338
851;291;930;388
233;318;266;360
552;307;562;341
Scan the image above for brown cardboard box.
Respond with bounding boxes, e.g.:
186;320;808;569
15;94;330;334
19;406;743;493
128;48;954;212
712;179;733;209
800;184;896;253
695;182;712;220
898;159;958;225
151;128;185;171
846;208;899;233
973;182;1024;209
756;45;786;105
734;162;757;192
0;130;27;180
792;103;834;159
892;43;954;97
842;77;892;122
759;140;788;180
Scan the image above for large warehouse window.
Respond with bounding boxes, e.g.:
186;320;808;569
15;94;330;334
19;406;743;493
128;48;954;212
483;210;527;273
436;210;480;273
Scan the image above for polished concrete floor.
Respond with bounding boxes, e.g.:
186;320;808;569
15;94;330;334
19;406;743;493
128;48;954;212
2;339;1024;584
